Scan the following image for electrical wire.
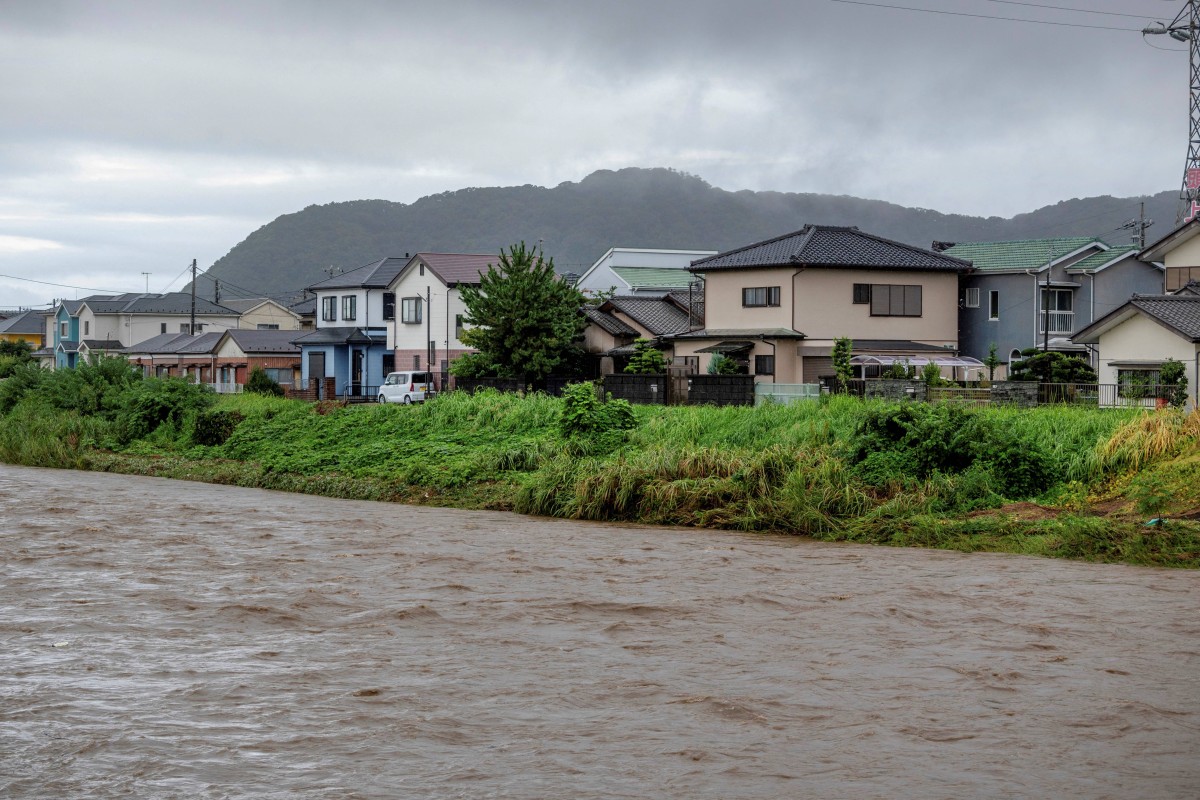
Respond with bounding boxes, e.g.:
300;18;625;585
829;0;1141;31
0;272;133;294
980;0;1172;20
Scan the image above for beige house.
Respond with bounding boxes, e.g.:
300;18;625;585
582;293;701;372
671;225;973;384
1072;294;1200;410
219;298;303;330
1142;217;1200;292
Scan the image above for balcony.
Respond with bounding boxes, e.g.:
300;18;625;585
1038;310;1075;335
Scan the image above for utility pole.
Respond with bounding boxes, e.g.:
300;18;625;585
214;280;221;305
141;272;151;293
1119;202;1154;248
1144;1;1200;223
189;258;197;335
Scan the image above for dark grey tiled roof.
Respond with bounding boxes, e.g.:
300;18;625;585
175;332;225;354
292;327;386;346
79;339;126;351
1130;295;1200;341
0;309;45;335
582;306;639;337
604;296;692;336
225;329;301;354
692;225;972;273
307;257;408;291
851;340;950;352
669;327;806;340
126;333;221;354
666;290;704;325
77;292;237;316
1175;280;1200;297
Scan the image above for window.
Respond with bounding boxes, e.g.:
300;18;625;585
755;354;775;375
963;287;980;308
83;321;90;336
341;295;356;321
853;284;871;304
742;286;780;307
322;296;337;322
256;323;280;330
1117;368;1160;399
455;314;465;340
869;284;922;317
1038;288;1074;334
161;323;167;334
401;297;423;324
382;292;395;321
989;290;1000;321
263;367;291;386
179;323;204;334
381;353;394;376
60;322;68;337
412;354;420;369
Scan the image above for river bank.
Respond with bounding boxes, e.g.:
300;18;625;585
2;363;1197;566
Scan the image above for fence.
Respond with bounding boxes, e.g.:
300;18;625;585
754;383;820;406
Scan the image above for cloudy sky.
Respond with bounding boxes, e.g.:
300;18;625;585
0;0;1186;308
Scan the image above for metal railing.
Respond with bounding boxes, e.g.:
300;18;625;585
1037;310;1075;335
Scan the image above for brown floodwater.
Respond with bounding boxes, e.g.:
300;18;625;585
1;464;1197;799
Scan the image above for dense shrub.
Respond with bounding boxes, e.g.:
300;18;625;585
192;408;245;446
558;381;636;440
245;367;284;396
115;378;215;443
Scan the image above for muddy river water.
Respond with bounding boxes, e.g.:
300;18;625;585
1;464;1198;798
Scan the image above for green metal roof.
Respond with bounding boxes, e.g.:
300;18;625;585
942;237;1100;272
1067;245;1140;272
610;266;695;289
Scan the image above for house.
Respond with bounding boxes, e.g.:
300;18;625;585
124;329;300;392
582;292;703;372
293;257;406;398
941;238;1163;374
574;247;717;297
669;225;972;384
49;293;240;369
217;298;303;330
1141;217;1200;293
0;309;46;350
1072;294;1200;410
384;252;499;387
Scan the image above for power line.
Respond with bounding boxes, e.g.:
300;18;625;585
829;0;1141;31
980;0;1170;20
0;272;132;294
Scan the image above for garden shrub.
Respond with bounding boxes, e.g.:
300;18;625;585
559;381;636;440
245;367;284;397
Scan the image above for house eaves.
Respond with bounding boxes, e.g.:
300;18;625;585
1140;216;1200;262
1073;294;1200;344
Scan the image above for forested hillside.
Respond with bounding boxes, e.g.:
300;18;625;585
201;167;1175;300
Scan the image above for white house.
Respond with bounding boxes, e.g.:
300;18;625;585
574;247;717;297
385;253;498;385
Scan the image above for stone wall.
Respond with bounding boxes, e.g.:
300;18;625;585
864;380;927;401
990;381;1039;407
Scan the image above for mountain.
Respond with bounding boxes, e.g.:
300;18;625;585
201;167;1176;301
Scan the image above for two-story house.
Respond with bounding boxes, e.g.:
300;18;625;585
670;225;972;384
941;238;1163;375
50;293;240;369
583;292;702;373
1141;217;1200;292
385;253;498;389
293;257;408;398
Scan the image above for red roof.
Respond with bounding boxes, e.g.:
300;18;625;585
415;253;497;287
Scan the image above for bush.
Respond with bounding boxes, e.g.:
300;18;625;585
559;381;636;440
624;339;666;374
115;377;215;443
245;367;284;397
192;408;245;446
708;354;742;375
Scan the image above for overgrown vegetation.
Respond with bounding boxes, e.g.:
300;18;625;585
1;361;1198;568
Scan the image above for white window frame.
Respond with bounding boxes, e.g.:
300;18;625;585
988;290;1000;321
963;287;980;308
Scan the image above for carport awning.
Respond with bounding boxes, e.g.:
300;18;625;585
850;355;986;368
695;340;755;354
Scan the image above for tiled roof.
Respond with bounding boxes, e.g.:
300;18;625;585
851;340;950;352
77;292;238;316
610;266;697;290
175;332;224;354
692;225;971;273
666;290;704;325
225;329;301;353
0;309;45;335
1067;245;1141;273
416;253;497;287
79;339;125;351
669;327;806;340
582;306;639;337
605;296;692;336
1174;280;1200;297
1129;295;1200;341
940;237;1099;272
292;327;386;346
126;332;221;354
307;257;409;291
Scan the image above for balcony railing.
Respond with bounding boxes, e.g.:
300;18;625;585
1037;310;1075;335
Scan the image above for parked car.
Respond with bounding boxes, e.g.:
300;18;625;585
378;371;434;404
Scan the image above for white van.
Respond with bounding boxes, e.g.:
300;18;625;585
378;371;434;404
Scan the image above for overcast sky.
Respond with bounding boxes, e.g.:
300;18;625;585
0;0;1186;308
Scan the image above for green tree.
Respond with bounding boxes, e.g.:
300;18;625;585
983;343;1000;382
1008;348;1096;384
707;353;742;375
832;336;854;390
245;367;284;397
624;338;666;374
0;339;34;379
457;242;586;384
1159;359;1189;408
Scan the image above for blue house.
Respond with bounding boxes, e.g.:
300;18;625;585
293;257;408;398
941;238;1163;376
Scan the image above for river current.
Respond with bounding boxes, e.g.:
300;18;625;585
1;465;1197;798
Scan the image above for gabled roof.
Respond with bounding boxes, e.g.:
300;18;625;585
217;298;301;318
666;290;704;324
307;257;409;291
1067;245;1157;273
602;296;692;336
610;266;698;291
1073;294;1200;344
292;327;387;346
582;306;639;337
0;309;45;335
125;332;222;355
1175;280;1200;297
223;329;301;354
669;327;806;340
940;237;1101;273
692;225;972;273
408;253;497;287
78;339;126;352
1140;216;1200;262
71;292;238;316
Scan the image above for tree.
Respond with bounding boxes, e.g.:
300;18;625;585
0;339;34;379
707;353;742;375
245;367;284;396
624;338;666;374
984;343;1000;382
832;337;854;390
1159;358;1189;408
457;242;586;384
1007;348;1096;383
